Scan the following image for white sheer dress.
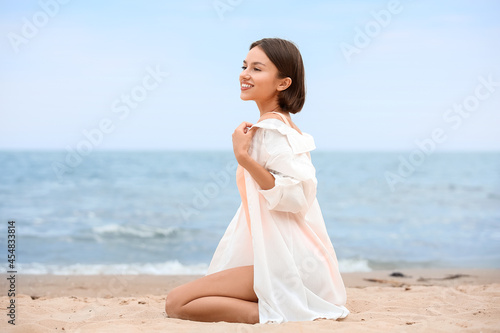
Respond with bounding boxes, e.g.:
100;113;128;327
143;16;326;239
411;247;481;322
207;114;349;324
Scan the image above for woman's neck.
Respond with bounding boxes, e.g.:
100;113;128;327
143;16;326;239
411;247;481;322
256;100;281;117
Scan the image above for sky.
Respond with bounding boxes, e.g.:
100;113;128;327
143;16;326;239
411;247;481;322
0;0;499;151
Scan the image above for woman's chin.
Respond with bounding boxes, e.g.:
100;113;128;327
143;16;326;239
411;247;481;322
240;93;253;101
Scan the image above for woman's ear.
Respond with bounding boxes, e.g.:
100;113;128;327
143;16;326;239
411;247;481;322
277;77;292;91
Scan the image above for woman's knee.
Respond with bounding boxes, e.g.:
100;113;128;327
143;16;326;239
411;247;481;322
165;286;184;318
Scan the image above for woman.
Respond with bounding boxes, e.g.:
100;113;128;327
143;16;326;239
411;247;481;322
165;38;349;324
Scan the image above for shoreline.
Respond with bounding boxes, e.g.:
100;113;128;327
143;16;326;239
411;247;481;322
2;268;499;332
8;268;499;298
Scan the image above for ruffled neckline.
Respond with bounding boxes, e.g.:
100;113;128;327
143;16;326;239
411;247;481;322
251;119;316;154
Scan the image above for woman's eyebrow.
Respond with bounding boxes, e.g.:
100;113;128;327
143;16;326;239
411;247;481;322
242;60;267;66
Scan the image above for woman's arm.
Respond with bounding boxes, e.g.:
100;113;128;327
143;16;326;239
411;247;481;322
233;121;317;213
237;153;275;190
232;122;275;190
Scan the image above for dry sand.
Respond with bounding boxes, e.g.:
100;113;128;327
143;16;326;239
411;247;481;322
1;269;499;332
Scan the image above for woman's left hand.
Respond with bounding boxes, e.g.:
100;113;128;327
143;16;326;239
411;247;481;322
232;121;256;166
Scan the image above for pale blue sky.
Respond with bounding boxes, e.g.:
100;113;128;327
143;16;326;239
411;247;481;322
1;0;499;151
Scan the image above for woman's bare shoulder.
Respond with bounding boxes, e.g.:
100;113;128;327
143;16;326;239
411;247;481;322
255;117;303;135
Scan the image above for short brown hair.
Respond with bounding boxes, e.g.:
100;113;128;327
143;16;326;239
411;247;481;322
250;38;306;114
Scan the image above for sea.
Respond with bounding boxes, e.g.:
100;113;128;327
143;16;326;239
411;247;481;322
1;151;499;275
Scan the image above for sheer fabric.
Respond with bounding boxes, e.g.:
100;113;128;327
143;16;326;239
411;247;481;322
207;117;349;324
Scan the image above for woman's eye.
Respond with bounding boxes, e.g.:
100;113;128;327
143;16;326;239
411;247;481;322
241;66;260;71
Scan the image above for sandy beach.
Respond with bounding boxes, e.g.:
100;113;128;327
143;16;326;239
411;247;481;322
1;269;499;332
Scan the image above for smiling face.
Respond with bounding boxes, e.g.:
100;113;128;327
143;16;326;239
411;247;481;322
239;46;290;109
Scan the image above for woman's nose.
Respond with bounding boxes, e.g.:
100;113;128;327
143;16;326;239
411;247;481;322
240;69;250;80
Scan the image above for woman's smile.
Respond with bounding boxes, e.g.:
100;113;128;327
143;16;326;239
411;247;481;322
241;82;254;91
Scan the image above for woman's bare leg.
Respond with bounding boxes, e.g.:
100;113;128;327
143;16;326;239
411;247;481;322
165;265;259;324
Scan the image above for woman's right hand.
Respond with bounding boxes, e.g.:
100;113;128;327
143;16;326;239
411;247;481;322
232;121;256;166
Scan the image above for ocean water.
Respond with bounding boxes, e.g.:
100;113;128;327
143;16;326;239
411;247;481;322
1;151;499;275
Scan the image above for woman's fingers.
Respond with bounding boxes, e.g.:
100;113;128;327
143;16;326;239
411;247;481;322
232;122;258;164
233;122;254;135
237;122;253;133
246;126;257;136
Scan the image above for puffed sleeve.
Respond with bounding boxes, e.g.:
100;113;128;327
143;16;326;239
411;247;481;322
257;129;317;214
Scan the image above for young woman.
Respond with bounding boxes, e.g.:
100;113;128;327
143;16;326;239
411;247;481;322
165;38;349;324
